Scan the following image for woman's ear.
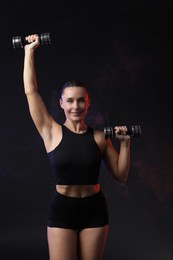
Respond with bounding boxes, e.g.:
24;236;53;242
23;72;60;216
59;99;63;109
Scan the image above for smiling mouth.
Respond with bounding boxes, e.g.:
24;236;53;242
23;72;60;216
72;112;82;116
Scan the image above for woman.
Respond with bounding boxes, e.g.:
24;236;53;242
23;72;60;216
23;34;130;260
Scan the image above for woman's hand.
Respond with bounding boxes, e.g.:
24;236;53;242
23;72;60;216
24;34;40;50
114;126;131;141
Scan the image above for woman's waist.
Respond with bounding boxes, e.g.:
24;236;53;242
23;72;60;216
56;184;100;198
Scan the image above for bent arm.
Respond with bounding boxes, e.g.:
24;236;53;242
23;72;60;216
117;139;130;182
102;127;130;183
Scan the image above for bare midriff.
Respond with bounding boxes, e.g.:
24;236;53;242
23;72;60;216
56;184;100;198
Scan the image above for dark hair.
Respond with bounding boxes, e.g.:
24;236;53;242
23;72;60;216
61;79;89;97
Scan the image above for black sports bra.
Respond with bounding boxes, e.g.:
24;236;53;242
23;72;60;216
48;125;102;185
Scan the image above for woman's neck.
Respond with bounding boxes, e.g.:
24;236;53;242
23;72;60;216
64;121;87;133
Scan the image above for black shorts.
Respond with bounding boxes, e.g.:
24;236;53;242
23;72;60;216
47;189;109;230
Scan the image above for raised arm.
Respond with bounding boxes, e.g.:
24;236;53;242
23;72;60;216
23;34;57;149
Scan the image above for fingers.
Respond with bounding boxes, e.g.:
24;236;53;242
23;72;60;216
114;126;128;135
114;126;130;141
24;34;40;51
25;34;39;44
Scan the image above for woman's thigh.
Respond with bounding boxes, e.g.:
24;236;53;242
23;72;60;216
78;225;109;260
47;227;78;260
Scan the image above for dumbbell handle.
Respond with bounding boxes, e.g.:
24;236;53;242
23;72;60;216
12;32;51;49
104;125;141;139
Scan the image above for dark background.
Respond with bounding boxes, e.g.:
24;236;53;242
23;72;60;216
0;1;173;259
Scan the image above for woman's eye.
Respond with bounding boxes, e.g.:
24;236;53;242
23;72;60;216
79;99;86;103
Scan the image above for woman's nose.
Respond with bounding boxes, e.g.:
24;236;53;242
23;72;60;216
73;101;79;108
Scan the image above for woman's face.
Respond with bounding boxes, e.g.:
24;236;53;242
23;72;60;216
60;86;90;122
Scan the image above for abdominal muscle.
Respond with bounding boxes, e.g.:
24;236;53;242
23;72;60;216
56;183;100;198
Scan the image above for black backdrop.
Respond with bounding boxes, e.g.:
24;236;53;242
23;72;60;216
0;1;173;259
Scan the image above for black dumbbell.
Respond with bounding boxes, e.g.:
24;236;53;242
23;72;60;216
12;32;51;49
104;125;141;139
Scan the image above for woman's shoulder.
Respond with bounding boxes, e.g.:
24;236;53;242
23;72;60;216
93;129;104;137
93;128;108;149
